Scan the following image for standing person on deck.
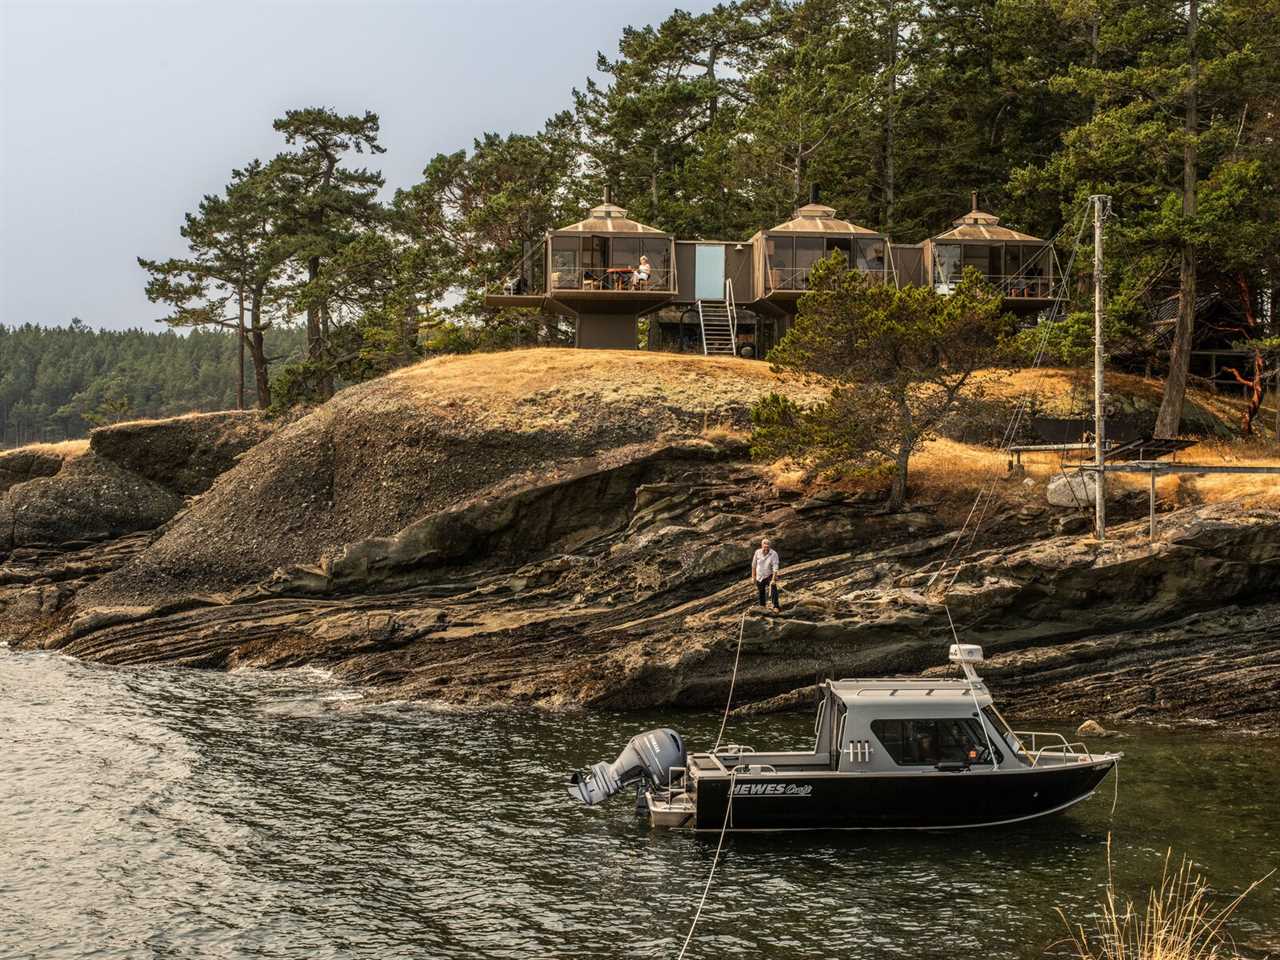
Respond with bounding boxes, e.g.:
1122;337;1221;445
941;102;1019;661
750;537;781;611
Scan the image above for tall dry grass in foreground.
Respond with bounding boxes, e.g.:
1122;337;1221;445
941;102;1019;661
1058;838;1272;960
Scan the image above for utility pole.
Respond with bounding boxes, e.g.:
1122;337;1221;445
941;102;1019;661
1092;194;1109;541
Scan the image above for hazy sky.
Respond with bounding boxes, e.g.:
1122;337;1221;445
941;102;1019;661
1;0;716;331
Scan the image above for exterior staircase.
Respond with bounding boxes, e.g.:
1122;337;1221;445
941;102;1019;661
697;280;739;356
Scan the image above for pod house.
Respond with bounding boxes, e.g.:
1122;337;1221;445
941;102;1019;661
749;191;891;336
920;192;1060;315
485;191;676;349
486;187;1063;352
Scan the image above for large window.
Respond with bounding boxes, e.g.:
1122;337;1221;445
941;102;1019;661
551;238;580;289
933;244;962;286
640;237;671;274
870;718;1003;766
856;239;886;274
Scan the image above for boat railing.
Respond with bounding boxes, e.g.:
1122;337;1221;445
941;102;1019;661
662;765;691;801
1014;730;1093;766
713;744;755;756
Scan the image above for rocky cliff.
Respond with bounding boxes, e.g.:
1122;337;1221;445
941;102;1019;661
3;350;1277;730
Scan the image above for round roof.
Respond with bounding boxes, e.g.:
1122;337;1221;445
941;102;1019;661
769;202;880;237
553;202;668;236
934;203;1043;243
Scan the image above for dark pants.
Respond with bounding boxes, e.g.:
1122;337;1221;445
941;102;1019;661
756;579;779;608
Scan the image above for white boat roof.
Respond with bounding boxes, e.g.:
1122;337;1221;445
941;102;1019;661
827;677;993;708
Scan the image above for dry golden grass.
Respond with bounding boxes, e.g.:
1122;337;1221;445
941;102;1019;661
382;347;828;434
761;434;1280;519
700;420;750;444
1057;838;1270;960
1;439;89;459
89;409;254;430
392;347;801;399
1167;441;1280;508
970;366;1258;432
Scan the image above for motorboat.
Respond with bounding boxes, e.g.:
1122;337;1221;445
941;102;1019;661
565;644;1121;831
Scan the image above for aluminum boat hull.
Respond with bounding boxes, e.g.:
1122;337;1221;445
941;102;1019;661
662;758;1117;832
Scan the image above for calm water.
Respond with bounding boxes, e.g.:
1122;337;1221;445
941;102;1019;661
2;647;1277;960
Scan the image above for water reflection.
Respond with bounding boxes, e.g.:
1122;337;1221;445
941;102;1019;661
1;649;1276;959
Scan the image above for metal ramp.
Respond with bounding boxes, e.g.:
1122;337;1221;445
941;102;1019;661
697;279;739;356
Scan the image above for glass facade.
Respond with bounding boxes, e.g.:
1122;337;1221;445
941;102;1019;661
768;235;886;290
548;235;673;291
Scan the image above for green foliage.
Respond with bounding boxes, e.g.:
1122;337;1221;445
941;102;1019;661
0;321;306;445
760;259;1014;508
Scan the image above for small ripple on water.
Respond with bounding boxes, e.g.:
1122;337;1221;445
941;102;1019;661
1;648;1277;959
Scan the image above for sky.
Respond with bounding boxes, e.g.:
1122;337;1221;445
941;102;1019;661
0;0;717;331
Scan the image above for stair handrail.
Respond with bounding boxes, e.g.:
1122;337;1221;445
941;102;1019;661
697;299;709;356
724;278;737;345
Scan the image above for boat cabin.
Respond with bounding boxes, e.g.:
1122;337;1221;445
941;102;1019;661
922;193;1058;312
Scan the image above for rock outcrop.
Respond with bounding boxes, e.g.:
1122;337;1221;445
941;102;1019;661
88;410;274;496
3;349;1277;730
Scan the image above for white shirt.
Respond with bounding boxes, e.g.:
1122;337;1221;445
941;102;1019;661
752;547;780;582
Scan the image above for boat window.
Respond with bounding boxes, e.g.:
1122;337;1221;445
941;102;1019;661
870;718;1002;766
981;705;1026;756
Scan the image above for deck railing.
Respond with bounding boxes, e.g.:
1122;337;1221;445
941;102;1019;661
549;266;674;292
768;264;889;292
933;274;1054;298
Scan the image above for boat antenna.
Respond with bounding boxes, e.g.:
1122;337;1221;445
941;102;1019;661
944;606;998;771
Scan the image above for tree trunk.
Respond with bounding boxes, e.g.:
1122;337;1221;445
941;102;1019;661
1154;0;1198;439
306;254;322;362
888;441;911;511
236;285;246;411
248;287;271;410
320;301;334;397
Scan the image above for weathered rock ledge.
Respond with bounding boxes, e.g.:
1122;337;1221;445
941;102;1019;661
2;351;1277;729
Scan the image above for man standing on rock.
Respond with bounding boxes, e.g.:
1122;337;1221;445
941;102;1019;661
750;537;781;611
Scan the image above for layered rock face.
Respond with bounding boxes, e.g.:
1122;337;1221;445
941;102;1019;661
3;350;1277;730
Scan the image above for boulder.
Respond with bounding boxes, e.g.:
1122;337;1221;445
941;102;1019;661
1075;719;1121;738
1047;471;1098;508
0;452;183;551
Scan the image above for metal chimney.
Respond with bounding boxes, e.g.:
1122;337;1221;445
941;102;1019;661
971;190;979;212
809;183;821;205
604;185;613;205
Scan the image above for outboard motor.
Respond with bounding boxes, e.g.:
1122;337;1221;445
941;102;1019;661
565;728;686;806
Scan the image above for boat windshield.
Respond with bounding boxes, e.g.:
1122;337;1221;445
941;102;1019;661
981;704;1027;757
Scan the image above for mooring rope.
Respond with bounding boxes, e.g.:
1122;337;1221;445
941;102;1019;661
678;608;749;958
712;609;748;753
675;769;738;960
